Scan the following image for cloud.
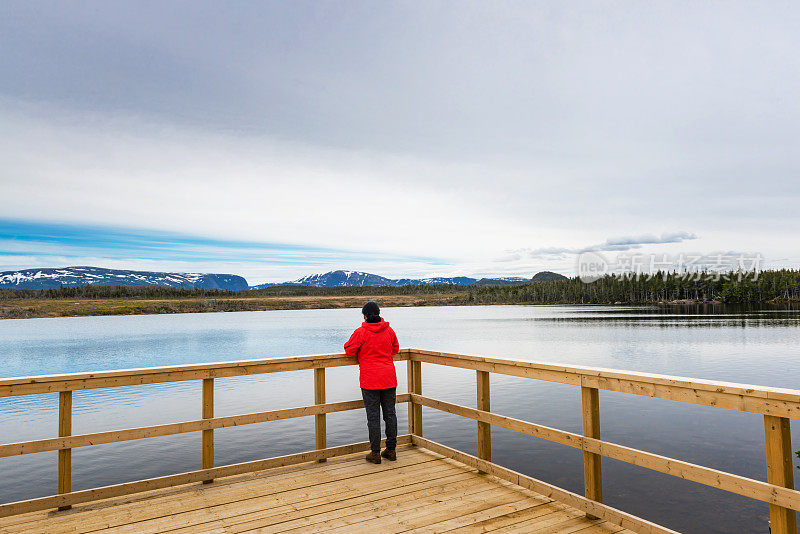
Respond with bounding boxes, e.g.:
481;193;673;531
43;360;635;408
502;232;698;261
1;3;799;277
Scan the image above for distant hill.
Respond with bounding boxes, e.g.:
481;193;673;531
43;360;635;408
472;277;530;286
0;266;249;291
250;270;479;289
531;271;568;282
251;270;547;289
0;266;568;292
394;276;479;286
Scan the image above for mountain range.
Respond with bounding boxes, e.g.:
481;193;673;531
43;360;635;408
0;266;249;290
249;270;525;289
0;266;567;291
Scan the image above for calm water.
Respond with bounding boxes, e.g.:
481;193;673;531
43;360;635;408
1;305;799;533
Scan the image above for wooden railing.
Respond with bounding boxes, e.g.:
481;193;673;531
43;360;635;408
408;348;800;534
0;347;798;534
0;352;412;517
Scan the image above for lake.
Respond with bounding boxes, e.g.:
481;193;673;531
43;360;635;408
1;304;799;533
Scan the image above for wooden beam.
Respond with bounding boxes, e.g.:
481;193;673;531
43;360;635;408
408;349;800;419
0;352;411;397
407;360;414;436
0;435;412;518
0;395;411;458
314;368;326;461
582;386;602;518
202;378;214;483
410;394;800;511
412;436;679;534
57;391;71;511
409;360;423;436
477;370;491;467
764;415;797;534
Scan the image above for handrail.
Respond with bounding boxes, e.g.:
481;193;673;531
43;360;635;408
0;395;411;458
0;350;412;518
411;394;800;511
0;347;797;533
0;350;411;397
409;348;800;418
406;348;799;534
1;437;413;517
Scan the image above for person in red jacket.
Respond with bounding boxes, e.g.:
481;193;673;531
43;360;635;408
344;301;399;464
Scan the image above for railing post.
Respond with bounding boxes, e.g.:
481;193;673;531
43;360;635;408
581;386;602;518
477;370;491;473
407;359;422;438
314;368;326;462
202;378;214;483
764;415;796;534
57;391;72;511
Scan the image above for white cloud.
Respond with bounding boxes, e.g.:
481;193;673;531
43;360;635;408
1;2;799;279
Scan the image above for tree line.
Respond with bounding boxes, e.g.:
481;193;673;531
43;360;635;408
461;269;800;305
0;283;470;300
1;269;798;304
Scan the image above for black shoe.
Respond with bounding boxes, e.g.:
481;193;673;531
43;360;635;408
365;451;382;464
381;448;397;461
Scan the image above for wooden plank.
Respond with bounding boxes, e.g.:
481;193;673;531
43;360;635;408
197;468;483;534
303;485;525;533
314;368;326;461
409;348;800;403
571;524;628;534
57;390;72;511
551;519;610;534
0;395;410;458
4;346;800;417
60;452;451;534
764;415;797;534
0;451;398;528
407;360;415;436
411;394;800;511
89;454;461;534
409;360;423;436
0;351;412;397
409;498;552;533
0;435;411;518
202;378;214;483
490;509;587;533
408;349;800;419
581;386;602;517
2;449;439;534
413;435;680;534
439;501;571;533
477;370;491;466
223;467;477;533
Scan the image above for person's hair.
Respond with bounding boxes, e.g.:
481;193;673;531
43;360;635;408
361;301;381;323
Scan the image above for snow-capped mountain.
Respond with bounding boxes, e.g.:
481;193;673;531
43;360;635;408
393;276;479;286
0;266;249;290
296;270;396;287
250;270;533;289
1;267;557;291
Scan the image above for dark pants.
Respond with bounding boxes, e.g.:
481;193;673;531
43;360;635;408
361;387;397;452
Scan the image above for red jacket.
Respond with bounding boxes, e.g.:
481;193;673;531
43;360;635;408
344;319;399;390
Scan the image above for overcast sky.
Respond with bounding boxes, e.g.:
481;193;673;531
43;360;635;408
1;1;798;283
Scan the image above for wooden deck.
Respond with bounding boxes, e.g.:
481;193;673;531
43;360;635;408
0;446;632;534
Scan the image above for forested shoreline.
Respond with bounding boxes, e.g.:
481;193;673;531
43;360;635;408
1;270;798;319
463;269;800;305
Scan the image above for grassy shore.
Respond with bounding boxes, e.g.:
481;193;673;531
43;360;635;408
0;293;463;319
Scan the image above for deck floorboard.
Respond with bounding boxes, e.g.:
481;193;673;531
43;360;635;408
0;446;636;533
